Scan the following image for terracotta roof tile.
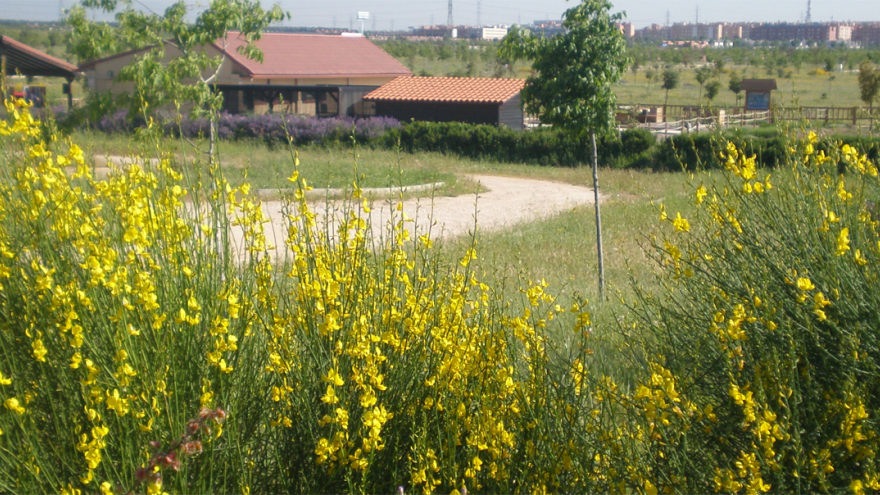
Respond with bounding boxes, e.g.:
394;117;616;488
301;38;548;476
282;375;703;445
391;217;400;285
364;77;526;104
217;32;412;79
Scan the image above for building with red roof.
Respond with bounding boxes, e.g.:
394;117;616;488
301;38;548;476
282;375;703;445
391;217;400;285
364;76;527;130
78;32;412;116
0;35;79;108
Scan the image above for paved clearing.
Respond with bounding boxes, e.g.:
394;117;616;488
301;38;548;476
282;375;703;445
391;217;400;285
250;175;600;256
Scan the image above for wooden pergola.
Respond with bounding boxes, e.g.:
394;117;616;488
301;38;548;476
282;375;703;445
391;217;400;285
0;35;78;108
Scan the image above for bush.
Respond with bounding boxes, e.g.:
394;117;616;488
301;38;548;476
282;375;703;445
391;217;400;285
3;100;880;495
624;133;880;493
385;121;654;168
54;108;401;147
0;100;603;494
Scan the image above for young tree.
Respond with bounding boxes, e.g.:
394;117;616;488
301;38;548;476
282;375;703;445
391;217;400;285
859;60;880;131
67;0;285;161
645;69;656;92
728;71;743;107
500;0;630;297
705;79;721;105
661;68;679;109
695;66;712;106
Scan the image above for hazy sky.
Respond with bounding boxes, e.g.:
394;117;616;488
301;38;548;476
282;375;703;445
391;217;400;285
1;0;878;30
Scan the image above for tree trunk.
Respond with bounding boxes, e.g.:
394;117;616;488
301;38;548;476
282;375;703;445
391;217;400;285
209;112;217;164
664;90;670;122
591;130;605;299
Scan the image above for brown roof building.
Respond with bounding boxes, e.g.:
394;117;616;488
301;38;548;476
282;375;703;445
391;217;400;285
0;35;79;108
364;77;526;129
79;32;412;116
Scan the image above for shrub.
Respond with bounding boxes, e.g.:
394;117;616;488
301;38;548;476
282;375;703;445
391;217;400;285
623;132;880;493
0;99;603;494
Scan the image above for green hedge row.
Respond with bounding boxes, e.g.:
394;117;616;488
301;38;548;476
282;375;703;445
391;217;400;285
651;132;880;172
375;121;880;172
378;121;656;168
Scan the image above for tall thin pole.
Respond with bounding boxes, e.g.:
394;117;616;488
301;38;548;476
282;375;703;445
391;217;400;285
591;130;605;299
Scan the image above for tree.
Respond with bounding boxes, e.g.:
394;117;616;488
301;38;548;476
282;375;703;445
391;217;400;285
705;79;721;105
67;0;285;161
859;60;880;131
728;71;743;107
661;68;679;109
695;66;713;106
645;69;656;92
500;0;630;297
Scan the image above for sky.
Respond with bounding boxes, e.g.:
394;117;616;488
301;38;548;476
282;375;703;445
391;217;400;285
0;0;877;30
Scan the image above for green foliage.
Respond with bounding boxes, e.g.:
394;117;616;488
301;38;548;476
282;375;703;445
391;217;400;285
624;134;880;493
728;71;743;102
705;79;721;103
858;60;880;110
384;121;654;167
500;0;630;137
661;68;680;107
67;0;285;121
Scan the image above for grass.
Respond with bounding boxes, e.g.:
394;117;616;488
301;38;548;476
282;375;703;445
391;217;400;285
71;131;480;197
617;63;865;108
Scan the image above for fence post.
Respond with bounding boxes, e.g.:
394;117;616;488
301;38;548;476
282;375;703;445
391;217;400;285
853;107;858;126
665;119;668;139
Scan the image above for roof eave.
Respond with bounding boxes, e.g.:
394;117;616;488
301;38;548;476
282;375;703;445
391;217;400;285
247;72;413;79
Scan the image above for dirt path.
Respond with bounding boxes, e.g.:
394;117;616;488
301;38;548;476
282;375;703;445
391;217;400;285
249;175;600;255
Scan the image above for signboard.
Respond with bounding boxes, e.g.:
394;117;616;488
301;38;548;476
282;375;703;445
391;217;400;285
357;11;369;20
746;91;770;110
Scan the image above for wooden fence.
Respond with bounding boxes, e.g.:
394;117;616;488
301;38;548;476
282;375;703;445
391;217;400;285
621;104;880;126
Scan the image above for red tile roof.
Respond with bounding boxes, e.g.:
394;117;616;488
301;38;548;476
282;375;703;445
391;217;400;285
215;32;412;79
363;77;525;104
0;35;77;78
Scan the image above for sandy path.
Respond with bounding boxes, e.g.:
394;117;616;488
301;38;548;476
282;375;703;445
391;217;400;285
247;175;600;256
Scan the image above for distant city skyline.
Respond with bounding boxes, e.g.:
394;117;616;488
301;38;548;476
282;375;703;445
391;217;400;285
0;0;877;30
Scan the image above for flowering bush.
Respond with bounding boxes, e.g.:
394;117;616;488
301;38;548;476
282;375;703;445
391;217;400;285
1;99;879;495
624;131;880;493
53;107;400;147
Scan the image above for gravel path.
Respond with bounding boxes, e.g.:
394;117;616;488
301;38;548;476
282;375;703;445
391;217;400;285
248;175;600;255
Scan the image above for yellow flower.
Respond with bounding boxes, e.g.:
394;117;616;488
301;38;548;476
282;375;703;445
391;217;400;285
5;397;25;414
106;389;130;416
0;371;10;385
695;186;707;204
321;385;339;405
836;228;851;256
644;480;659;495
797;277;815;291
672;213;690;233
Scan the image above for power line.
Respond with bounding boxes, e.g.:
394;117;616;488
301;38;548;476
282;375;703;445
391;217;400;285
447;0;453;28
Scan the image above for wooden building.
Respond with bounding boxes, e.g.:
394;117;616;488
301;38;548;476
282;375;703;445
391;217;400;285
364;77;527;130
741;79;777;111
0;35;78;108
77;33;411;117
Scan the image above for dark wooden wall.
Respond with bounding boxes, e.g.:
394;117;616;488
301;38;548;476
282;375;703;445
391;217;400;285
374;100;500;125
